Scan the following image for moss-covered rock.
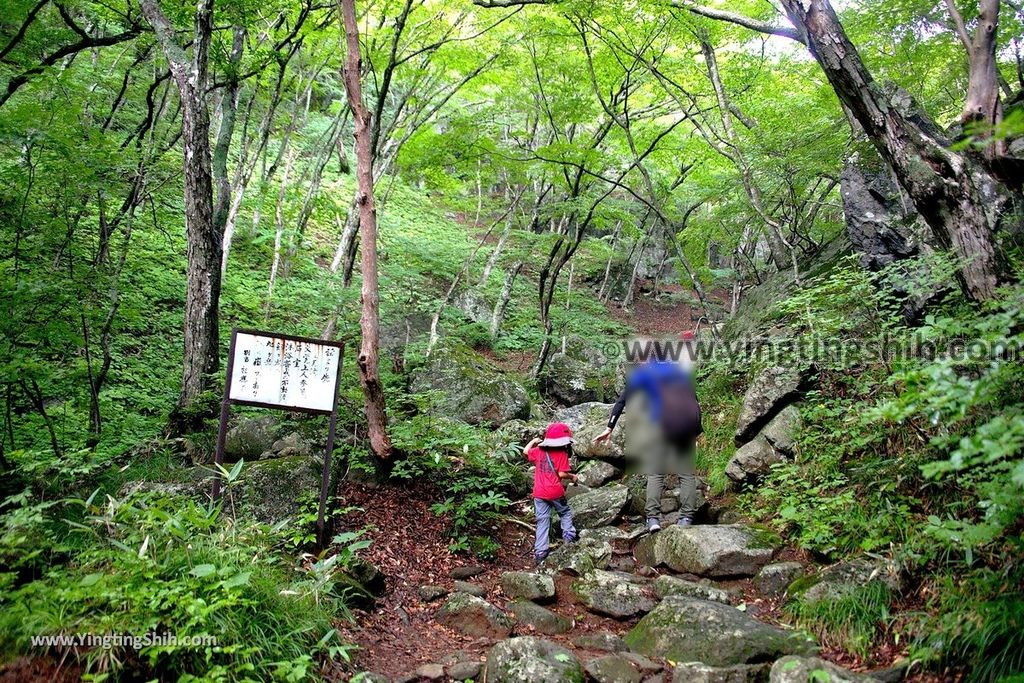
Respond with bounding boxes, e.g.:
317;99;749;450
735;366;803;446
234;455;320;524
567;484;629;529
411;345;530;427
435;592;514;639
544;538;612;575
584;654;644;683
572;569;657;618
553;402;626;461
484;636;584;683
625;596;817;666
769;656;882;683
634;525;776;577
653;575;729;604
672;661;771;683
500;571;556;602
509;601;573;635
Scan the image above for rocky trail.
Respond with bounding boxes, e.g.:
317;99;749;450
336;386;920;683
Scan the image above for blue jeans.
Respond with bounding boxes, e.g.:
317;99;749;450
534;497;577;559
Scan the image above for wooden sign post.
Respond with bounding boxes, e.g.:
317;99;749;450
212;329;344;545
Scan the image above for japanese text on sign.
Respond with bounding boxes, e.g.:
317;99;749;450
228;332;340;412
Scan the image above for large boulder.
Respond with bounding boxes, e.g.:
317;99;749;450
770;656;881;683
634;525;777;577
435;592;514;639
568;485;629;529
554;402;626;461
484;636;584;683
726;436;785;485
544;538;612;575
735;366;802;445
572;570;657;618
625;596;817;667
411;346;530;427
500;571;555;602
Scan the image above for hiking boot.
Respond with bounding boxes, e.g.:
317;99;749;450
677;516;694;527
534;553;548;567
646;518;662;532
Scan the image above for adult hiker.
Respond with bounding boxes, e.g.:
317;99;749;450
595;334;702;532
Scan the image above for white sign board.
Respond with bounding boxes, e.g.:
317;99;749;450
228;332;340;412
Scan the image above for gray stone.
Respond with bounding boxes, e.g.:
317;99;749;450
585;654;644;683
754;562;805;598
543;538;612;575
224;415;279;461
410;346;530;427
578;460;623;488
447;660;483;680
453;580;486;598
540;352;620;406
414;663;445;680
573;569;656;618
620;653;661;674
572;632;628;653
568;484;629;529
510;600;573;635
761;405;801;456
770;656;881;683
435;593;514;639
484;636;584;683
268;432;310;458
450;565;486;580
625;596;817;667
735;366;802;445
500;571;556;601
418;585;448;602
797;557;901;606
634;525;777;577
235;456;320;524
581;525;648;554
726;436;786;485
653;575;730;604
554;402;627;461
350;672;389;683
673;662;770;683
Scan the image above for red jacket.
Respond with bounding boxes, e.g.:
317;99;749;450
528;446;570;500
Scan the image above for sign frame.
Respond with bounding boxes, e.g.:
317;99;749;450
212;328;344;546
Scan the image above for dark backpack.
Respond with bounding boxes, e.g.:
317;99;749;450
657;376;703;444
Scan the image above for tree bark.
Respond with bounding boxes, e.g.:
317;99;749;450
340;0;393;460
141;0;221;431
778;0;1005;302
490;261;522;338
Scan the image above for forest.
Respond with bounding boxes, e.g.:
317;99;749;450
1;0;1023;680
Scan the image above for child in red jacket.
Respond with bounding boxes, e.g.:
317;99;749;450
523;422;579;565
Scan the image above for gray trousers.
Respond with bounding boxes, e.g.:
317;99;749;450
645;441;698;520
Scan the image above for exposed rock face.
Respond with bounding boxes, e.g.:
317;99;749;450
673;661;772;683
840;161;924;272
754;562;805;598
573;570;657;618
410;346;530;427
554;402;626;460
544;538;612;575
435;592;514;639
726;436;784;485
540;352;620;406
510;600;573;635
568;485;629;528
770;656;881;683
572;632;628;653
653;575;730;604
634;525;777;577
625;596;817;666
736;366;803;445
236;455;320;523
224;415;280;461
585;654;644;683
577;460;622;488
500;571;556;602
484;636;584;683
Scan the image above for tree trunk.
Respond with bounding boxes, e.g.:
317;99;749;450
490;261;522;338
141;0;221;432
598;220;622;302
340;0;393;460
779;0;1004;302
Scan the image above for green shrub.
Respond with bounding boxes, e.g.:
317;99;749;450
786;580;894;658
